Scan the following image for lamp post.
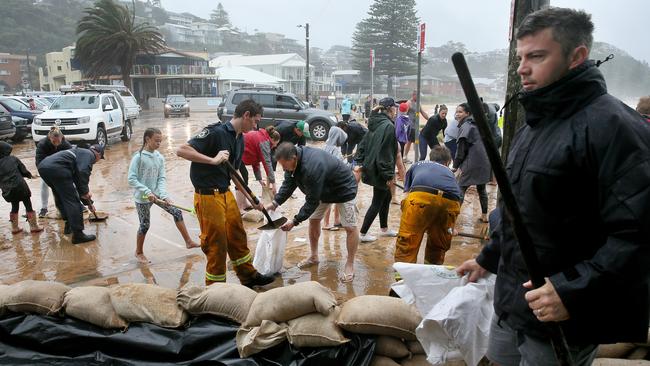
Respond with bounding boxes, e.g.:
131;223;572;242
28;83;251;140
297;23;309;102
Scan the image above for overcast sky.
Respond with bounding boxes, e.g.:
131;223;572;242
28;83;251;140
161;0;649;63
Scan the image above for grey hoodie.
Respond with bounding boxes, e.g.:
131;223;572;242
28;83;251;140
323;126;347;160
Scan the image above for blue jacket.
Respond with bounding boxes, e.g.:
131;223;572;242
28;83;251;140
128;149;169;204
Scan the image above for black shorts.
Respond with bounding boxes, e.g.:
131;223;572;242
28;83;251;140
408;127;416;142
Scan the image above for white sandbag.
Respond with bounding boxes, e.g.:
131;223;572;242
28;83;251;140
252;210;287;276
176;283;257;324
415;279;494;366
63;286;128;329
110;283;188;328
244;281;336;327
393;263;495;366
4;280;70;315
392;263;464;316
236;320;288;357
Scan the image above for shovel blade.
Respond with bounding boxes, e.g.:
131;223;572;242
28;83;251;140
257;216;288;231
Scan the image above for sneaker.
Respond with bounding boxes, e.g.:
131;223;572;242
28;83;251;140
379;229;398;237
360;233;377;242
38;209;48;218
243;272;275;288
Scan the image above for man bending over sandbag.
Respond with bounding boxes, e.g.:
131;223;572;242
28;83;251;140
394;145;461;281
267;142;359;283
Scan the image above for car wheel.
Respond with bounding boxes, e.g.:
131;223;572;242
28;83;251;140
11;132;26;143
309;121;329;141
94;126;107;147
121;120;132;142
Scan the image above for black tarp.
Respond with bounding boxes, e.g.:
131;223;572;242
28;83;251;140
0;314;375;365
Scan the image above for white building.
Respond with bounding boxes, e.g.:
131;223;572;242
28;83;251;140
209;53;313;96
38;45;84;91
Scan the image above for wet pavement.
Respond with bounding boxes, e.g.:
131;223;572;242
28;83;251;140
0;111;496;301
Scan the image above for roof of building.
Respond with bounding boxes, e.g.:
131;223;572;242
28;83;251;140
215;66;285;84
210;53;307;68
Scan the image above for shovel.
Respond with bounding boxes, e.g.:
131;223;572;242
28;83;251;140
224;161;287;230
147;196;196;216
86;199;108;222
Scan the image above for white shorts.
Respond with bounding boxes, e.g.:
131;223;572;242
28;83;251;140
309;199;358;228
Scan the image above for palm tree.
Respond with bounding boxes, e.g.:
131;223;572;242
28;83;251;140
75;0;166;88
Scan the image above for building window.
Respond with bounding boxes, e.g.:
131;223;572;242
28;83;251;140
0;59;8;64
57;66;62;71
0;70;10;75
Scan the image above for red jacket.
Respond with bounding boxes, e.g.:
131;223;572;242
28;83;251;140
242;129;275;183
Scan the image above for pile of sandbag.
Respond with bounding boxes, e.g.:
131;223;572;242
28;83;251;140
0;280;190;330
1;279;467;365
593;334;650;365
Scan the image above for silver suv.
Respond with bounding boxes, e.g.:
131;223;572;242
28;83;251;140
217;87;337;141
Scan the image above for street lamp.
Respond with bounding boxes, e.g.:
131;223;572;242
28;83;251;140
297;23;309;102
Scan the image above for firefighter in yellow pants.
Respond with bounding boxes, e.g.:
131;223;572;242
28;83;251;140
177;99;274;288
194;189;257;284
394;146;461;281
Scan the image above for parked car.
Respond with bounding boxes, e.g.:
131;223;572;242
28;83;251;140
163;95;190;118
32;85;136;147
217;87;338;141
0;97;42;142
9;96;51;111
0;104;15;141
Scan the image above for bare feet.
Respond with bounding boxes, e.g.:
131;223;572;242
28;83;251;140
135;253;150;264
186;241;201;249
297;257;320;268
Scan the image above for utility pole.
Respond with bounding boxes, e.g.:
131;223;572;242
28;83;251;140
297;23;310;102
25;49;32;91
370;49;375;102
502;0;549;164
414;23;425;162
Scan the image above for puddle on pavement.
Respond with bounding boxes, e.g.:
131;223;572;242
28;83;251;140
0;111;496;300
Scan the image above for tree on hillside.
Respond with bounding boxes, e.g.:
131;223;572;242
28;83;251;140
210;3;231;28
351;0;419;93
75;0;166;88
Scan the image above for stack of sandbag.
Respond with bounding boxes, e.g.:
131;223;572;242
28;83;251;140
335;295;431;365
593;331;650;365
0;280;191;330
236;281;343;357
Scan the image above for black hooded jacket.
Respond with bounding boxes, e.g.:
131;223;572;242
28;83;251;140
38;147;97;196
35;136;72;167
0;141;32;202
476;61;650;344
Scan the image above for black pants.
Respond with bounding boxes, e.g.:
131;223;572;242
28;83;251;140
40;169;84;232
342;114;350;122
360;186;391;234
10;200;33;213
460;184;488;214
418;134;439;161
342;144;356;163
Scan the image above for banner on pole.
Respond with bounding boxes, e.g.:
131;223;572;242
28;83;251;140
418;23;426;53
370;49;375;69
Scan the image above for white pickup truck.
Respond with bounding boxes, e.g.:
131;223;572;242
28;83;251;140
32;85;140;146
